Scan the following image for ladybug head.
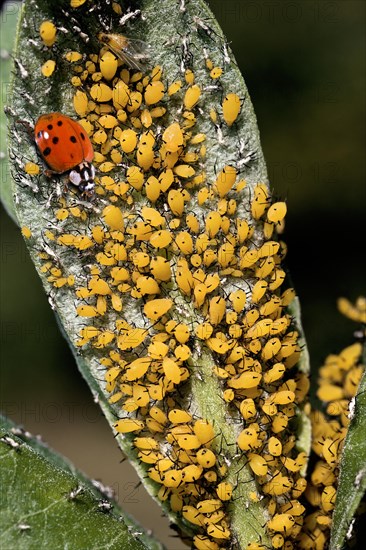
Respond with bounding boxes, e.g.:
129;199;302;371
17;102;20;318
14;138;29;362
68;161;96;197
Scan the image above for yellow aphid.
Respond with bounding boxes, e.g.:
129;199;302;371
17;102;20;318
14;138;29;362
144;80;165;105
174;164;195;178
271;534;285;549
208;296;226;325
206;524;231;540
215;165;237;197
321;485;337;512
181;464;203;482
100;50;118;80
162;469;183;488
98;115;118;129
223;388;234;402
239;398;256;420
102;205;124;231
166;189;184;217
162;357;181;384
267;201;287;223
141;206;165;227
182;505;205;527
21;226;32;239
282;287;296;306
124;357;151;381
229;372;262;390
252;279;268;303
193;420;215;445
246;318;273;339
251;183;270;219
215;482;233;502
135;276;160;296
90;82;113;102
163;122;184;152
41;59;56;77
144;175;160;202
24;162;40;176
184;85;201;110
338;296;366;323
88;278;111;295
114;418;144;433
195;323;213;341
148;257;170;282
76;305;98;317
248;453;268;476
168;409;192;424
210;109;219;124
196;499;223;514
143;298;173;320
267;513;295;533
193;535;219;550
210;66;223;79
222;93;241;126
174;232;192;255
263;475;292;496
205;211;222;238
168;80;182;96
70;75;83;87
184;68;195;85
195;448;216;469
229;289;246;313
175;434;201;450
263;363;286;385
207;338;230;354
40;21;56;47
150;229;172;249
65;51;82;63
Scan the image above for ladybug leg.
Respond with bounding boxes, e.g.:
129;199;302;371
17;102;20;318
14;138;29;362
44;168;59;178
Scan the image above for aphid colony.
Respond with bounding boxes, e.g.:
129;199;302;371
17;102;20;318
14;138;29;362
298;300;365;549
21;15;314;550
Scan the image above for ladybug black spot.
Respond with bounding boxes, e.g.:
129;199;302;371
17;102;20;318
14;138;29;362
47;124;53;130
57;120;63;126
70;135;77;144
37;131;42;139
80;132;85;141
43;147;51;156
52;137;59;144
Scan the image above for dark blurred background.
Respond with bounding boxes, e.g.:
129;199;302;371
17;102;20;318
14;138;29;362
0;1;365;547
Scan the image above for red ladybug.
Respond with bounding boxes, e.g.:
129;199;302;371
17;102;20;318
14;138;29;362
34;112;95;196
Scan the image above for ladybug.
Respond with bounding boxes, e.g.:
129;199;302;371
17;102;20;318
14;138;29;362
33;112;95;196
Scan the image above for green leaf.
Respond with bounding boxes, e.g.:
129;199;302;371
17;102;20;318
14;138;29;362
0;1;21;223
5;0;311;547
330;349;366;550
0;414;164;550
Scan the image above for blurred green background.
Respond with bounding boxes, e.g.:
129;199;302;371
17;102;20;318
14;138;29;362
0;1;365;547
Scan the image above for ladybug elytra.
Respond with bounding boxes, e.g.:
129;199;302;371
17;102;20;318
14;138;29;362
34;112;95;196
